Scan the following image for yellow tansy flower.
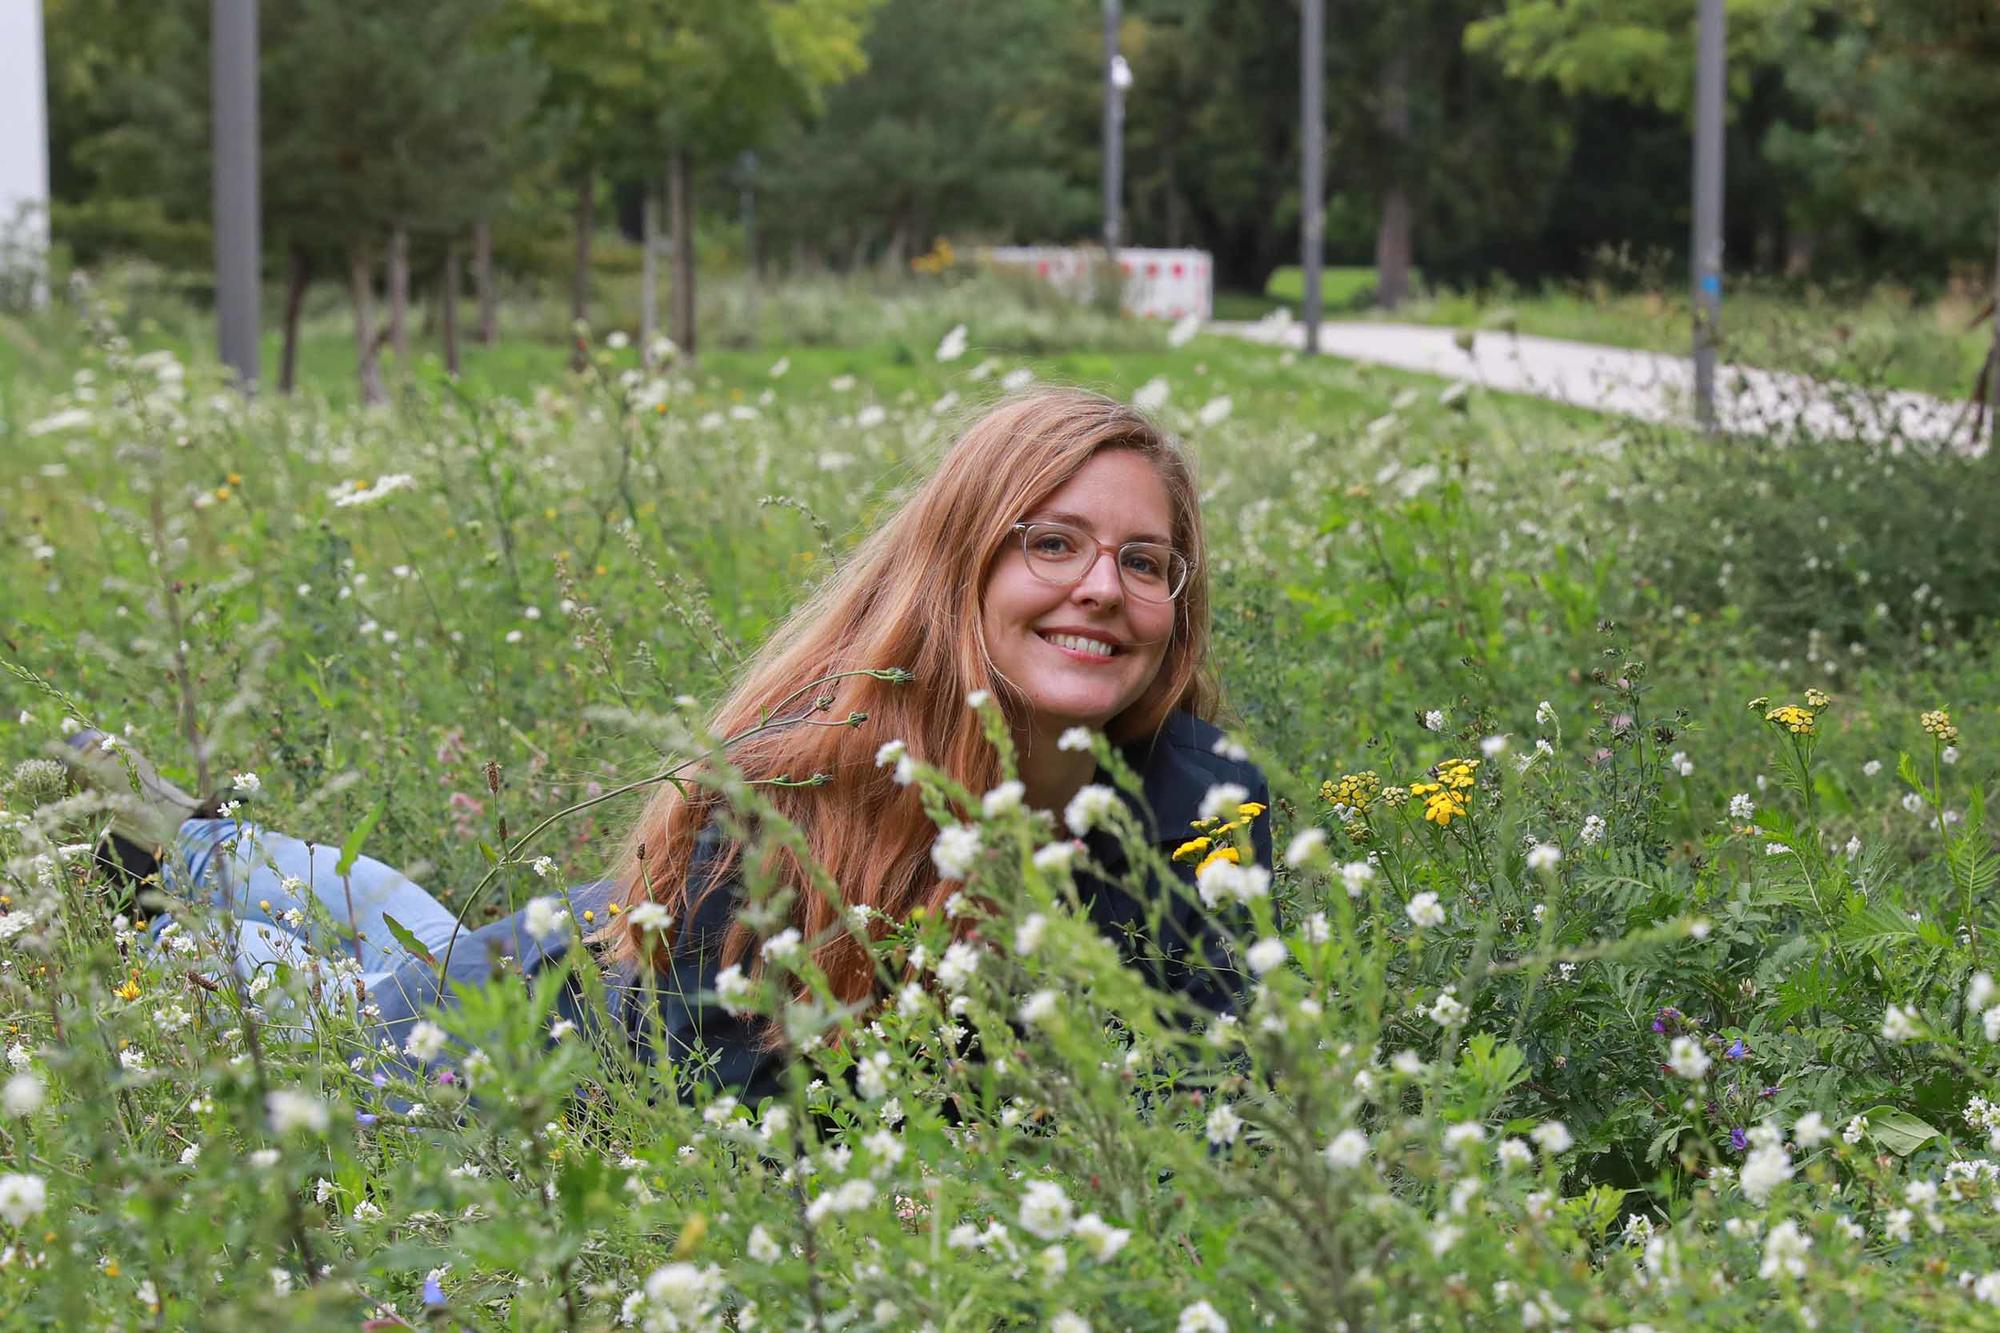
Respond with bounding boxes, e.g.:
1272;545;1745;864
1321;771;1381;811
1196;845;1240;874
1173;836;1213;863
1764;704;1815;736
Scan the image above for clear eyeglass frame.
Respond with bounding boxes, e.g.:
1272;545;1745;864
1008;521;1194;604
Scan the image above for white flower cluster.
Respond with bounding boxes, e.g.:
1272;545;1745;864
330;473;417;509
1195;858;1270;909
1064;784;1120;836
1738;1121;1793;1204
931;824;982;881
620;1262;723;1333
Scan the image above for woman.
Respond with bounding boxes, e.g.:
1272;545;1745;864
65;388;1272;1099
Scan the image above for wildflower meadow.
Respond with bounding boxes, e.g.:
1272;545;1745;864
5;273;2000;1330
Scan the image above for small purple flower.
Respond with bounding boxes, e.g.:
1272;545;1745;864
1725;1039;1747;1060
1759;1085;1779;1100
355;1111;380;1127
437;1070;457;1086
1729;1127;1748;1152
422;1275;446;1307
372;1072;389;1088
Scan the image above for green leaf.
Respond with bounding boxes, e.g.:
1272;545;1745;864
1895;751;1927;799
336;799;387;878
381;913;437;967
1858;1106;1938;1157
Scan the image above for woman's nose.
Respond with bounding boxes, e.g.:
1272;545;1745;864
1072;549;1125;603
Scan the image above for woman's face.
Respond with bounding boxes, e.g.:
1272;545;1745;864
980;449;1179;739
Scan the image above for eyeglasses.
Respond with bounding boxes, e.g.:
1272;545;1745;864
1009;521;1194;604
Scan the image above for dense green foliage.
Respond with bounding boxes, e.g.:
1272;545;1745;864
34;0;2000;296
4;278;2000;1327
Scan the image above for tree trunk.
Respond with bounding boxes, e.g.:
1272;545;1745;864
1374;48;1413;311
387;223;411;369
279;242;310;395
641;188;659;367
1784;228;1816;278
442;238;461;378
571;168;594;370
668;146;696;361
348;243;386;407
473;216;497;345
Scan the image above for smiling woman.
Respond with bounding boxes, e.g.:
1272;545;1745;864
62;388;1271;1101
591;386;1270;1086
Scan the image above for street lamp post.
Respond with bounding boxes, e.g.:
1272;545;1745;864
1102;0;1125;254
1301;0;1325;356
212;0;261;392
1691;0;1725;432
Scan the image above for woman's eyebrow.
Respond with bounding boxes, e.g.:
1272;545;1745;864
1029;509;1174;546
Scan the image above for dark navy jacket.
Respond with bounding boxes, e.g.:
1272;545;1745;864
370;711;1272;1101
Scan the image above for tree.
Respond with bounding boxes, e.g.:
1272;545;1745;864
507;0;874;364
260;0;542;400
758;0;1088;268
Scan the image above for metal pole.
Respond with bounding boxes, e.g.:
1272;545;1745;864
1691;0;1725;432
739;151;758;341
1102;0;1123;253
1301;0;1324;356
211;0;261;392
1987;188;2000;449
0;1;52;309
640;189;658;368
739;150;757;275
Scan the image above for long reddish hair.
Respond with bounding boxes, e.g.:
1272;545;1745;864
599;388;1218;1034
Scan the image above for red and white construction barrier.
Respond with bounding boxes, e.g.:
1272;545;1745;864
983;246;1213;321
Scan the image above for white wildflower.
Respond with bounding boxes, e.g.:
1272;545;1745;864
1245;937;1288;976
1881;1003;1922;1043
523;896;569;943
266;1089;329;1135
1064;785;1119;836
1205;1103;1244;1146
935;941;980;992
931;824;982;881
981;780;1025;817
1018;1180;1074;1240
1198;782;1250;822
1284;828;1327;868
0;1174;47;1227
1668;1036;1711;1081
1323;1128;1368;1170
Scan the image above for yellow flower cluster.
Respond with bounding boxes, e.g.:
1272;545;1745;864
1320;771;1381;811
910;237;956;275
1920;709;1958;744
1408;757;1478;826
1753;688;1831;737
1763;704;1815;735
1175;801;1267;874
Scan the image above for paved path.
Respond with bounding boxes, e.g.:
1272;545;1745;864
1213;314;1986;453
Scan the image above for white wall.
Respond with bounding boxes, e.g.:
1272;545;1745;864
0;1;51;304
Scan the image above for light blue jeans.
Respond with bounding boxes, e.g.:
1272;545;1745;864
154;817;467;1005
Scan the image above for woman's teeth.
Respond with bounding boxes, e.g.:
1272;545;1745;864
1043;632;1117;658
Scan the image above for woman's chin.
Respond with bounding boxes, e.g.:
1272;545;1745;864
1018;687;1126;736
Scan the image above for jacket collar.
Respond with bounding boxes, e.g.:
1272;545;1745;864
1102;709;1237;850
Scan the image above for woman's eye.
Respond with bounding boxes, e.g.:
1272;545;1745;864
1124;551;1164;578
1031;533;1077;556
